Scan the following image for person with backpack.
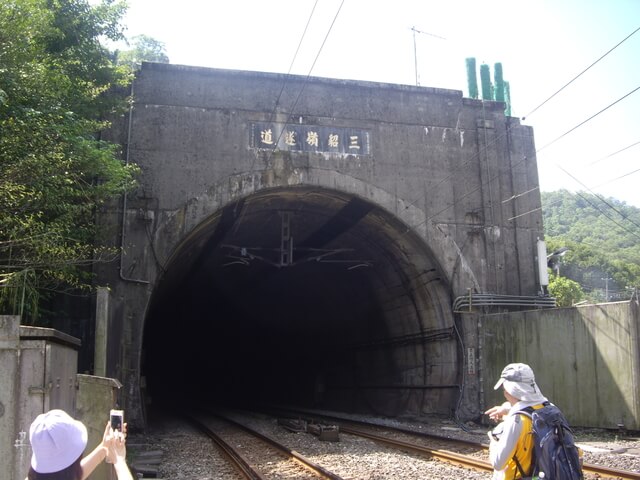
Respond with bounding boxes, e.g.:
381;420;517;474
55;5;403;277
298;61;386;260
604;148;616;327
485;363;583;480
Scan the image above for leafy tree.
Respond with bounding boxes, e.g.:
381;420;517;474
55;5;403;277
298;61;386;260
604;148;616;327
0;0;138;323
542;190;640;303
116;34;169;70
548;273;584;307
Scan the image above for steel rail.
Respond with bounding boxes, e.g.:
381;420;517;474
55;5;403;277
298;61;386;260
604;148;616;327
341;425;640;479
340;425;493;473
582;462;640;480
193;412;345;480
187;415;268;480
268;407;640;479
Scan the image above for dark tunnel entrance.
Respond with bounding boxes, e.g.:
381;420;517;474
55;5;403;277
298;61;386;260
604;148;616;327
142;187;460;418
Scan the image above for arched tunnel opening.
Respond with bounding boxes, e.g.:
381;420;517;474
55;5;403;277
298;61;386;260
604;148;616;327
142;187;460;419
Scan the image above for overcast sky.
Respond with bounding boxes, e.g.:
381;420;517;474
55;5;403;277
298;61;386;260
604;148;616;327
116;0;640;208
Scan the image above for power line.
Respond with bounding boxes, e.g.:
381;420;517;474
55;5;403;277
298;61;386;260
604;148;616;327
536;84;640;153
270;0;320;115
264;0;346;160
521;25;640;121
592;166;640;189
248;0;320;175
407;91;640;230
573;190;640;240
406;85;640;221
499;28;640;208
553;163;640;231
588;139;640;166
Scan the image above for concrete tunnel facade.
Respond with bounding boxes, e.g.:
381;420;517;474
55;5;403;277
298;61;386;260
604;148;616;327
95;62;544;427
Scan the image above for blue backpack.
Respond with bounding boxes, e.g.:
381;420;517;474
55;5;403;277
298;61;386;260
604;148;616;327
515;402;583;479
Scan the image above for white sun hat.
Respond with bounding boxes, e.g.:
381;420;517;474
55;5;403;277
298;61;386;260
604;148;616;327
29;409;88;473
494;363;547;403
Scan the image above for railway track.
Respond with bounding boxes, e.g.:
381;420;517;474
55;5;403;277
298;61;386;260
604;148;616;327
265;407;640;479
187;412;345;479
136;408;640;479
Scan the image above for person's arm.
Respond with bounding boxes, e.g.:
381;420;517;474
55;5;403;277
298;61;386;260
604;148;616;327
80;422;111;479
484;401;511;421
109;430;133;480
488;413;523;470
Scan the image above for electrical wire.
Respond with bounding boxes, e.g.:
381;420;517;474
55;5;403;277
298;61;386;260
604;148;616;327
588;139;640;166
591;166;640;190
536;84;640;153
404;115;523;211
521;25;640;121
492;26;640;215
268;0;320;121
264;0;346;158
247;0;320;175
572;190;640;240
553;163;640;231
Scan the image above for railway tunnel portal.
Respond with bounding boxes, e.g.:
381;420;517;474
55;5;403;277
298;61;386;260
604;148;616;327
144;186;458;417
96;62;545;427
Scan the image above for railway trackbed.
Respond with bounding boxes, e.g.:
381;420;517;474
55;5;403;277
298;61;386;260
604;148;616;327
264;406;640;479
187;412;345;479
135;408;640;479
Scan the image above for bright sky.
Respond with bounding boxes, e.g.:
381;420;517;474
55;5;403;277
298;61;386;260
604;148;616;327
117;0;640;208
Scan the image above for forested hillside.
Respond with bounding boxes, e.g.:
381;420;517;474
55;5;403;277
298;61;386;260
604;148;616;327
541;190;640;305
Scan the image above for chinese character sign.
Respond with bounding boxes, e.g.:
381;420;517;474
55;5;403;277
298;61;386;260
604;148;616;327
251;123;370;155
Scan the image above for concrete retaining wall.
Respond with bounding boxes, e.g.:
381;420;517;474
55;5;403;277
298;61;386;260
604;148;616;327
480;300;640;429
0;316;80;480
0;316;123;480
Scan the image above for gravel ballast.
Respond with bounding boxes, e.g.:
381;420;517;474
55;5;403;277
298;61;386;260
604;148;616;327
127;411;640;479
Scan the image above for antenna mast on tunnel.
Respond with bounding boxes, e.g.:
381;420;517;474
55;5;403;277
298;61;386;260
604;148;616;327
411;26;447;86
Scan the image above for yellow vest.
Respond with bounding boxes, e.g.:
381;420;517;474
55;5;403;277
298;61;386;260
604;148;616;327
503;404;544;479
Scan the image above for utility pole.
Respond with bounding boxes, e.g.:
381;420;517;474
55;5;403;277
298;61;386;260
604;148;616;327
411;27;446;86
602;277;613;301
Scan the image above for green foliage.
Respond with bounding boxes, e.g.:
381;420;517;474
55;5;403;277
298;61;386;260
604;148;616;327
116;34;169;70
0;0;138;323
548;273;584;307
542;190;640;302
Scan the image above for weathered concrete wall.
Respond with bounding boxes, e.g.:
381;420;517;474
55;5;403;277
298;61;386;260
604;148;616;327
114;63;543;298
0;317;81;480
480;300;640;429
0;316;21;480
96;63;545;425
76;375;122;480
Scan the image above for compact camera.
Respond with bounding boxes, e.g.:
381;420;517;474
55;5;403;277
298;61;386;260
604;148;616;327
110;409;124;432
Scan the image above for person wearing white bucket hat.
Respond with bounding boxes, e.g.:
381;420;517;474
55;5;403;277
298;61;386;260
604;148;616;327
26;409;133;480
484;363;549;479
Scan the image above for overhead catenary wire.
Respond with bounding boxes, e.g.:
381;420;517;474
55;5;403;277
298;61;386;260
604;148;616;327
553;163;640;231
592;166;640;190
536;84;640;153
247;0;320;176
521;25;640;121
588;139;640;166
268;0;320;122
572;190;640;241
404;37;640;215
504;139;640;221
263;0;346;162
495;27;640;213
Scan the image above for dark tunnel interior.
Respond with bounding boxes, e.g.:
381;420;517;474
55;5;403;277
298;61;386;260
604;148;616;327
142;188;457;417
